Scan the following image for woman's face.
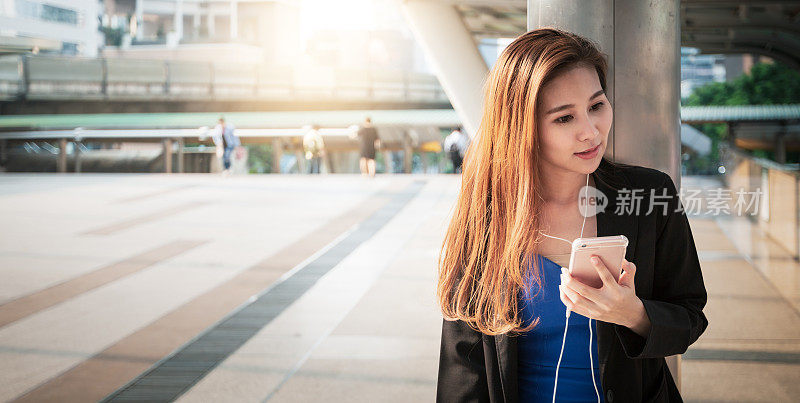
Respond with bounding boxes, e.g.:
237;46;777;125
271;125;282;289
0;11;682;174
536;65;613;175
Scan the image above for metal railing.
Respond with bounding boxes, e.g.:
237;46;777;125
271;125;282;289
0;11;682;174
0;54;449;104
723;147;800;258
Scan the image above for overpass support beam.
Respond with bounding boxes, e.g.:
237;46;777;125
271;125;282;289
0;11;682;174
174;0;184;42
1;139;7;170
176;138;185;173
230;0;238;40
57;138;67;173
323;151;334;174
208;8;216;37
775;122;787;164
135;0;143;40
382;150;393;174
294;146;305;174
403;135;413;174
74;141;82;173
163;139;173;173
271;138;283;174
400;1;486;139
529;0;682;390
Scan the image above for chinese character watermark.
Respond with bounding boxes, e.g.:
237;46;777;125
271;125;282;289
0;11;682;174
577;185;762;217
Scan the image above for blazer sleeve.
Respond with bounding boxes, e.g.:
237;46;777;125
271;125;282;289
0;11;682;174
614;173;710;359
436;318;491;402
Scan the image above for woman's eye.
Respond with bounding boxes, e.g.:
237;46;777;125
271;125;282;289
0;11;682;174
555;115;573;124
554;102;604;124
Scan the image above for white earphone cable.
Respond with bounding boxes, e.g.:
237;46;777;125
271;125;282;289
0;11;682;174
589;318;601;403
551;311;570;403
541;174;600;403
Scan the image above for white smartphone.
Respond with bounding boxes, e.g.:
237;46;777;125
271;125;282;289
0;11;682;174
568;235;629;289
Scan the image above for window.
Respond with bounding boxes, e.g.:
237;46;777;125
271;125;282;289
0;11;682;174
14;0;79;26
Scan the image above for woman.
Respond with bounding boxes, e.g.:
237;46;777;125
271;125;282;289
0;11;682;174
436;28;708;402
356;117;380;177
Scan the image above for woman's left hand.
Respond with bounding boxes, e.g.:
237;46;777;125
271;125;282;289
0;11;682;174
559;257;651;336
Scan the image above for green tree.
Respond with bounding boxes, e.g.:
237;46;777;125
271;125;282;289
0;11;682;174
100;26;124;47
246;144;275;173
682;61;800;165
684;62;800;106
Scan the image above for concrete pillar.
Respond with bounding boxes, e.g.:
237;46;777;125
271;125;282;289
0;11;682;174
529;0;682;388
403;137;413;174
323;152;334;174
382;150;393;174
57;138;67;173
294;147;306;174
135;0;143;40
775;122;787;164
174;0;184;41
0;139;7;169
74;141;82;173
208;8;216;37
528;0;681;187
105;0;116;19
163;138;173;173
271;138;283;173
177;137;185;173
400;1;486;138
83;0;100;57
230;0;238;40
193;13;201;38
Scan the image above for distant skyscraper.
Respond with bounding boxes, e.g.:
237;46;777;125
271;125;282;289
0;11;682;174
0;0;101;56
681;47;726;99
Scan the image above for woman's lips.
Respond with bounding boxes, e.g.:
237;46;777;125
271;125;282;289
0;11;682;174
574;144;600;159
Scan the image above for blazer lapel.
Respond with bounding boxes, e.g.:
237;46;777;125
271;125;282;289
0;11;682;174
594;160;638;272
593;159;639;379
496;332;517;402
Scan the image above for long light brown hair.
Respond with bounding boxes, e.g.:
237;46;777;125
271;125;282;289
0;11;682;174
437;28;621;335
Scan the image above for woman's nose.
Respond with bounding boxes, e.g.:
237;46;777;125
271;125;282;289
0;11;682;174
577;116;600;142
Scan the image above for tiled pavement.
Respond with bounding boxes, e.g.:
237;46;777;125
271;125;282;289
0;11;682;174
679;176;800;402
0;173;798;402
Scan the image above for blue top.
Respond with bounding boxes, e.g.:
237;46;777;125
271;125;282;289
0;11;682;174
517;254;604;402
216;123;241;149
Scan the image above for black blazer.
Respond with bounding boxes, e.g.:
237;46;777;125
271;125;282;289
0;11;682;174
436;158;709;403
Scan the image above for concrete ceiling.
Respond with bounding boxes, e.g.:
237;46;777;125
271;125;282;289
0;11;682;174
681;1;800;69
445;0;800;70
